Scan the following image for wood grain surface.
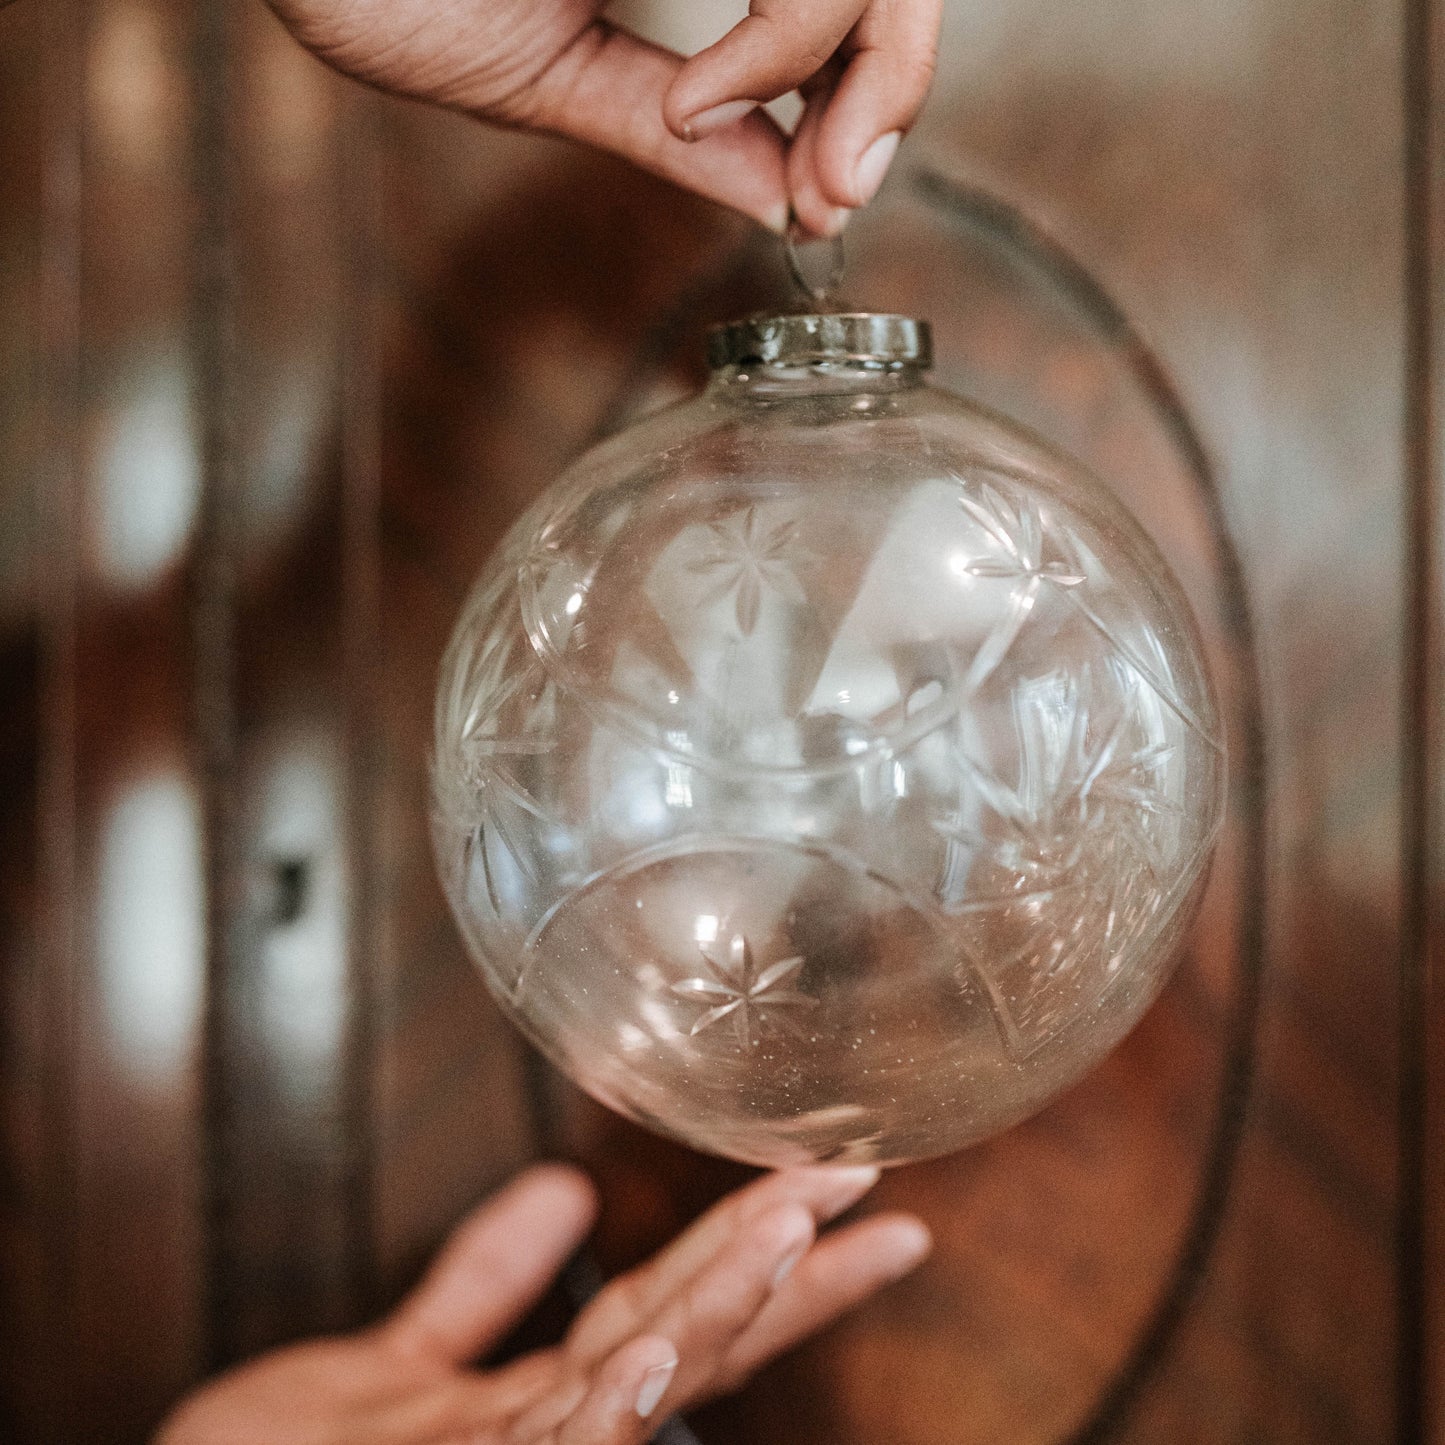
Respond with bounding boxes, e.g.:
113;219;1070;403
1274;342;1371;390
0;0;1438;1441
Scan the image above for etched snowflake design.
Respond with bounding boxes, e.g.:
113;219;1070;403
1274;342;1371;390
521;533;564;584
969;822;1172;1055
959;480;1087;591
671;932;815;1045
1088;830;1168;969
957;481;1086;687
962;921;1073;1056
932;670;1183;1055
688;505;813;636
452;650;557;915
934;672;1177;900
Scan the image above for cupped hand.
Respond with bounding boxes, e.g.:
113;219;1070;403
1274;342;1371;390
266;0;942;236
156;1162;930;1444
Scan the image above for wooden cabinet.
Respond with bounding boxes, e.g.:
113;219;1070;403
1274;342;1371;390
0;0;1439;1439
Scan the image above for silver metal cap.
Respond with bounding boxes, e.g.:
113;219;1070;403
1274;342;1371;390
707;312;933;371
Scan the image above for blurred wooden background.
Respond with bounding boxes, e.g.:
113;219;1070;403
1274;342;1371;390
0;0;1440;1441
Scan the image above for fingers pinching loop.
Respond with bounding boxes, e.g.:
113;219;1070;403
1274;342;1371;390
784;209;846;308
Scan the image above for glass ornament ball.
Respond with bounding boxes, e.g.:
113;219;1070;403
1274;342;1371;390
431;311;1225;1167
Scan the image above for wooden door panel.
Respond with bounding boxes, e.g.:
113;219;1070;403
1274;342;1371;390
0;0;1437;1439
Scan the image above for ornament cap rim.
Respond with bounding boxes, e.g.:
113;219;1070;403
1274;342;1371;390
707;312;933;371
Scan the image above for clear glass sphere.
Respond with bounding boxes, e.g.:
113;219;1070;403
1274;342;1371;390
431;313;1225;1167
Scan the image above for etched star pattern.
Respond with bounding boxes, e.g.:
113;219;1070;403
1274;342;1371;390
952;842;1162;1059
927;666;1185;1055
933;672;1177;900
1086;735;1182;879
688;505;814;636
1089;831;1167;971
957;481;1087;688
520;534;596;654
521;533;562;580
454;648;558;915
671;931;815;1045
1063;591;1220;750
985;829;1166;1046
962;921;1073;1056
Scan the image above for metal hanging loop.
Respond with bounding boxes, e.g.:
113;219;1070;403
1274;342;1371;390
784;209;847;308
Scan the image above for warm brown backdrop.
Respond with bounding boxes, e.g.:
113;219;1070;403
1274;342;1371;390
0;0;1440;1441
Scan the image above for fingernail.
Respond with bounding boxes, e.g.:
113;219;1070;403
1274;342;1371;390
853;130;901;205
763;200;790;235
635;1357;677;1419
817;1164;881;1218
828;1164;883;1186
791;177;853;241
885;1220;933;1278
681;99;758;142
772;1239;809;1288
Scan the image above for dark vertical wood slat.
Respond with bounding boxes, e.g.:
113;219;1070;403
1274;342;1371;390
0;624;44;1439
1403;0;1445;1437
30;0;83;1434
1430;95;1445;1440
190;0;245;1375
1401;0;1438;1433
190;0;386;1358
339;83;383;1320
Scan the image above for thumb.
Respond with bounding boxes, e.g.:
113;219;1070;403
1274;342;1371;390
382;1164;598;1366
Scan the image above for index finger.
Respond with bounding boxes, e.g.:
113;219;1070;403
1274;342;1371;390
382;1164;598;1367
564;1165;879;1365
663;0;869;139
